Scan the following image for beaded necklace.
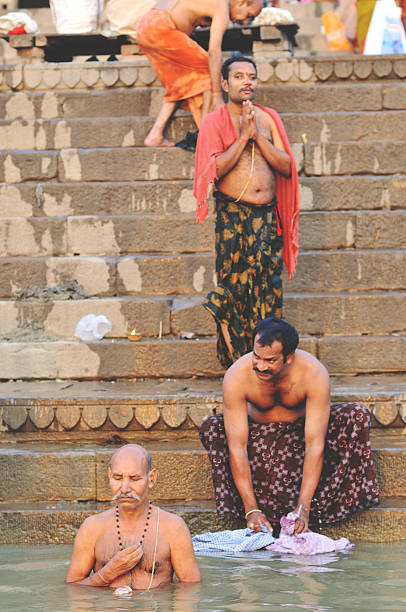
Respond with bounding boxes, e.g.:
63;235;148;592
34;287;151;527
115;501;152;550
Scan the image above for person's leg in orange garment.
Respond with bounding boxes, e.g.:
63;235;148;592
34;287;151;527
137;11;211;146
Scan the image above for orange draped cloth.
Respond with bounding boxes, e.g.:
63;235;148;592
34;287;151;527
194;104;300;280
136;9;212;126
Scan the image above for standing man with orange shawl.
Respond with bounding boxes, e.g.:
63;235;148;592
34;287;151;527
194;55;300;368
137;0;263;147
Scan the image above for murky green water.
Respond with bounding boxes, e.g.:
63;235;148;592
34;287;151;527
1;543;406;612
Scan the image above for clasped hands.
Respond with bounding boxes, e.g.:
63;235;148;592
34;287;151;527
240;100;257;142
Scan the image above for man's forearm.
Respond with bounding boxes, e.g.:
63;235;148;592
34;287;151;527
216;138;246;178
296;447;324;510
255;134;291;177
229;446;258;511
67;569;112;587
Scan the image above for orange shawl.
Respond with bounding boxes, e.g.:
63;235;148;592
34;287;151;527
194;104;300;280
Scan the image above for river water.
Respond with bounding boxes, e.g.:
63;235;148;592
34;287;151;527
0;542;406;611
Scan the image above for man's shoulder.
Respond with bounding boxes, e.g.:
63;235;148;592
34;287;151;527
200;105;227;130
80;508;113;533
294;349;330;383
155;506;191;538
223;353;252;390
201;0;229;17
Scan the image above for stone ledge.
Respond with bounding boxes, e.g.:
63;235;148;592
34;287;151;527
1;56;406;92
0;441;404;501
0;499;404;543
1;376;406;435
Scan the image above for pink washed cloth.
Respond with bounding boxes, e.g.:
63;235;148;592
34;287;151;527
266;512;353;555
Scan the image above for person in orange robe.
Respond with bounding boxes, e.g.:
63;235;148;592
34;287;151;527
136;0;263;147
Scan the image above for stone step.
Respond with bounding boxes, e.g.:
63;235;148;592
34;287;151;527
0;148;196;184
0;249;404;299
0;498;404;543
1;175;404;219
2;111;406;151
1;376;405;441
279;0;338;20
1;140;405;184
0;435;404;503
1;82;405;121
0;333;404;380
299;175;406;212
290;249;406;293
293;17;323;37
1;292;404;340
0;115;195;151
285;111;406;143
0;88;163;121
0;210;404;257
296;33;329;53
254;83;406;114
304;141;406;176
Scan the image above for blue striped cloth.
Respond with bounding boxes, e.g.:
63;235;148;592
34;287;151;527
192;527;274;553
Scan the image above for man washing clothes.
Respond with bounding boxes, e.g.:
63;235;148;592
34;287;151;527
200;317;380;535
194;55;300;368
66;444;201;589
137;0;263;147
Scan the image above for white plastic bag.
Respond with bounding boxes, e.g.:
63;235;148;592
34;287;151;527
75;314;112;342
50;0;104;34
364;0;406;54
0;12;39;36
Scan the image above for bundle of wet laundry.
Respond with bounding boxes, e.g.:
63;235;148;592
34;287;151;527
266;512;353;555
193;512;352;555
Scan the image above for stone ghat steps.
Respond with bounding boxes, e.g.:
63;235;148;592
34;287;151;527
1;498;405;543
0;436;405;503
0;250;404;298
1;292;405;340
1;81;405;120
1;376;405;440
1;175;405;218
0;332;399;378
2;111;406;150
0;210;405;257
1;141;406;183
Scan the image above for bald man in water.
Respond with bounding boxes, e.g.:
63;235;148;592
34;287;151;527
66;444;201;589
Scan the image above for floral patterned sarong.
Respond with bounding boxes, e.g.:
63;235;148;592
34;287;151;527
203;191;283;369
199;403;380;526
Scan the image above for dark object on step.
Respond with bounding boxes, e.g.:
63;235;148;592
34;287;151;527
175;130;199;152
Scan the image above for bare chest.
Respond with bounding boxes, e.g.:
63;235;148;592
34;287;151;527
95;532;172;588
247;383;306;422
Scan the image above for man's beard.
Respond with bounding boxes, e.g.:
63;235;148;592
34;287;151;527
113;492;142;501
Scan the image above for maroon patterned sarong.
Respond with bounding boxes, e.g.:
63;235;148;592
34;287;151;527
199;403;380;525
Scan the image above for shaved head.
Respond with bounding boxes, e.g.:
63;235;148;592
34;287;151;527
109;444;152;474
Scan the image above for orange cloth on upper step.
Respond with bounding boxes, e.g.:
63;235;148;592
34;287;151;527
136;8;212;126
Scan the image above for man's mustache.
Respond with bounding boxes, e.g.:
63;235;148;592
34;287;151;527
113;492;142;501
253;366;273;375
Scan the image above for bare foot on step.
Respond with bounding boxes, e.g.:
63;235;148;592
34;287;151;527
144;136;175;147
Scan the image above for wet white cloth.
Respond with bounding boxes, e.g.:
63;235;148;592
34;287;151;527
266;512;353;555
193;527;274;553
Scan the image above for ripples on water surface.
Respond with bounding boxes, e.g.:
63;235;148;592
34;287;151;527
0;543;406;612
